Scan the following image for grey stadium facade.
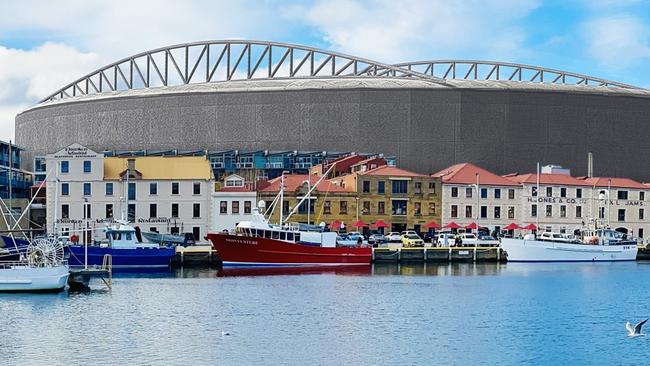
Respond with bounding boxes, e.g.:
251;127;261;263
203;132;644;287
15;40;650;181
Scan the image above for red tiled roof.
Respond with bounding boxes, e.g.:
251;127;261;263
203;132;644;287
350;156;386;168
358;165;425;177
431;163;519;186
505;173;591;187
260;174;352;192
582;177;648;189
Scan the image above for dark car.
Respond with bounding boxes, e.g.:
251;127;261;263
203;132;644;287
368;233;388;247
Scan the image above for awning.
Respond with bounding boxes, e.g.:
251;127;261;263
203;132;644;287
522;223;538;231
331;220;342;230
465;222;478;230
372;219;390;228
352;219;369;228
424;220;441;229
503;223;521;231
444;222;462;229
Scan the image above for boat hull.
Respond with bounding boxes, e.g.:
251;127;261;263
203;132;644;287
500;238;638;262
206;233;372;267
67;245;175;268
0;265;69;292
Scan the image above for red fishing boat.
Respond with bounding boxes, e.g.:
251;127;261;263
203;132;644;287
207;168;371;267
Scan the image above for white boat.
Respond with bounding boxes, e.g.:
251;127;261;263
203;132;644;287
501;228;638;262
0;238;69;292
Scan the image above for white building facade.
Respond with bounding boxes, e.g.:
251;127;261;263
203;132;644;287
210;174;257;233
46;144;214;243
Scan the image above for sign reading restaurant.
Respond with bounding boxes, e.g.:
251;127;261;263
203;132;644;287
53;143;99;158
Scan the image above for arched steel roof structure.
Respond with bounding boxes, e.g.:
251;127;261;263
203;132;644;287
39;40;643;103
393;60;641;89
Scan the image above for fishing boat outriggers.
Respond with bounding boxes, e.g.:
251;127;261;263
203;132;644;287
206;165;372;267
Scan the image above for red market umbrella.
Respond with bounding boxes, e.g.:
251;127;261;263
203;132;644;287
373;219;390;228
444;222;462;229
522;223;538;231
352;219;369;228
465;222;478;230
503;223;521;231
424;220;441;229
330;220;342;230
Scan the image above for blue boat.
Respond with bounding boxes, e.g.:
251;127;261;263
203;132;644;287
67;221;175;269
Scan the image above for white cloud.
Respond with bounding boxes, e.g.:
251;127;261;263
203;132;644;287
288;0;540;63
583;14;650;67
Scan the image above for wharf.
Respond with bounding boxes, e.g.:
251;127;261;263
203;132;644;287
637;245;650;260
372;246;505;263
171;245;220;266
68;268;112;291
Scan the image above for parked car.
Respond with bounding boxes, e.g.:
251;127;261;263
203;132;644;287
423;232;437;243
477;234;500;247
368;233;388;247
337;232;369;247
401;234;424;247
436;233;455;247
386;232;402;243
401;230;418;236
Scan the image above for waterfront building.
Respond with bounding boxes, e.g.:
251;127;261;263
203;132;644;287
258;174;358;228
432;163;521;233
211;174;257;232
45;144;213;243
0;140;33;232
581;177;649;239
333;165;441;234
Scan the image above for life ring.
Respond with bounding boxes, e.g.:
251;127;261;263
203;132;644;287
70;234;79;243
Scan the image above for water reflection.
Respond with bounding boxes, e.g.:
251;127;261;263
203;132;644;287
372;262;503;276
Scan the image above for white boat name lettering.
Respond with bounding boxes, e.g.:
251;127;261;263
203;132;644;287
225;238;258;245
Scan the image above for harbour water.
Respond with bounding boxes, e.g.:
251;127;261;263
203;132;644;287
2;262;650;365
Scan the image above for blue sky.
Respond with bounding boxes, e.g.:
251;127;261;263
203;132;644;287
1;0;650;140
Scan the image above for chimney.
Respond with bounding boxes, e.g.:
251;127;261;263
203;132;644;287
587;152;593;178
127;158;136;174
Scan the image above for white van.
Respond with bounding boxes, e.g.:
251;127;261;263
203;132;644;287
436;233;455;247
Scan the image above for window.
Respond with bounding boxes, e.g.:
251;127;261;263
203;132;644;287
641;192;646;201
149;204;157;218
429;182;436;195
378;181;385;194
532;186;537;197
546;205;552;217
508;206;515;219
414;202;421;216
193;203;201;218
282;201;289;215
105;204;113;219
481;188;488;199
128;182;136;200
451;205;458;218
244;201;252;214
192;227;200;241
391;200;407;215
576;188;582;199
128;204;135;222
618;190;628;200
576;206;582;218
378;201;385;215
618;209;626;222
105;183;113;196
61;183;69;196
193;182;201;195
324;201;331;215
62;204;69;219
149;183;157;195
298;200;314;214
531;204;537;217
172;182;179;195
560;188;566;198
508;189;515;200
640;208;645;220
480;206;487;219
172;203;179;218
392;180;408;194
60;161;69;173
83;160;91;173
465;205;473;218
494;206;501;219
599;207;605;219
362;181;370;193
494;189;501;199
232;201;240;214
466;187;473;198
429;202;436;215
84;204;91;219
640;228;645;239
83;182;91;196
546;187;552;197
362;201;370;215
220;201;227;214
451;187;458;198
340;201;348;214
414;182;422;194
560;205;566;218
